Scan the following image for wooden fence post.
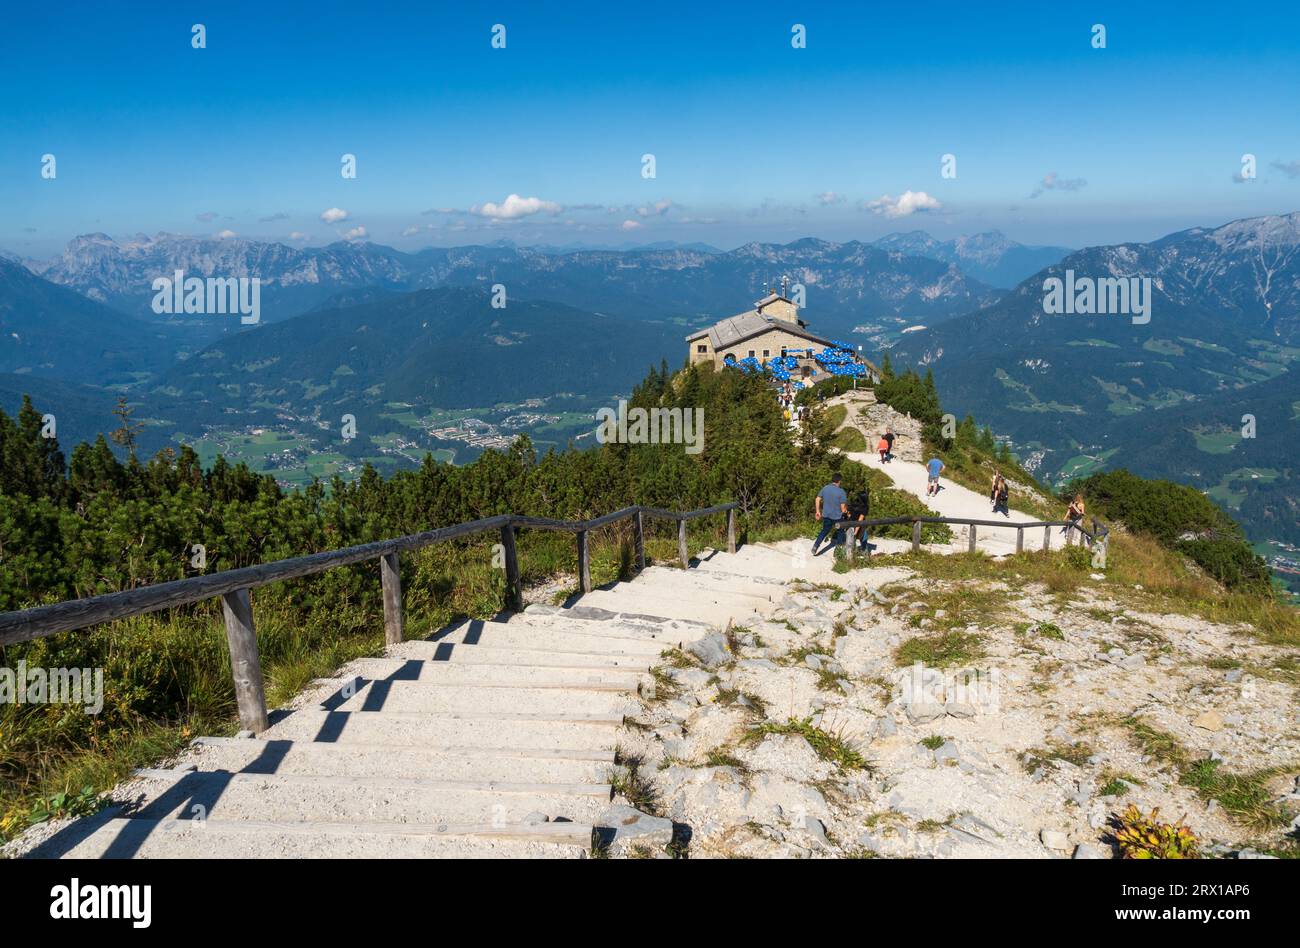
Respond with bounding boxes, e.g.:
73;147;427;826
380;552;404;645
678;518;689;568
911;520;922;553
577;530;592;593
845;525;855;563
499;524;522;612
1043;525;1052;551
968;524;978;554
1016;527;1024;554
220;588;269;734
726;508;737;554
634;510;646;570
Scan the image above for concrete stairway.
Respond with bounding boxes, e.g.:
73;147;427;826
24;560;784;860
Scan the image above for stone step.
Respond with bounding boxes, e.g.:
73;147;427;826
508;610;706;642
516;607;710;645
695;544;841;581
343;657;642;690
389;640;654;671
330;679;635;716
493;611;695;645
127;769;610;825
524;602;712;634
420;621;668;656
575;588;765;625
190;737;615;783
632;567;784;601
27;816;592;858
259;709;621;750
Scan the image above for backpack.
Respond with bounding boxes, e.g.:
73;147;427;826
847;489;870;517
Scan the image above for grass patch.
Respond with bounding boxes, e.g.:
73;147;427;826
1020;740;1095;773
609;750;661;816
715;687;768;718
1179;758;1294;831
703;749;749;773
831;426;867;452
1116;715;1298;832
895;631;985;668
744;717;870;772
646;666;681;702
1035;622;1065;641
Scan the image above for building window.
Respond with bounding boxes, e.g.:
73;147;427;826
763;350;770;358
696;344;707;353
748;350;755;358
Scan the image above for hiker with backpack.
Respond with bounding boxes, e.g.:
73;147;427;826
991;472;1010;516
883;426;896;460
877;434;890;463
1062;493;1086;542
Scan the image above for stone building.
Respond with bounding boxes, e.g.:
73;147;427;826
685;289;838;368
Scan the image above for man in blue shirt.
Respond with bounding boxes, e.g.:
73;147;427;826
926;457;945;497
812;474;849;555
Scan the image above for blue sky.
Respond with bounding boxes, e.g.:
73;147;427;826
3;0;1299;256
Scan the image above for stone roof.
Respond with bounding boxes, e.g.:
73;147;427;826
685;309;835;350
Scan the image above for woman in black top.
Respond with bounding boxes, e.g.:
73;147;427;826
846;489;871;551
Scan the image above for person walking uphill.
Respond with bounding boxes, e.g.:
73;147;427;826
812;473;849;556
926;456;945;497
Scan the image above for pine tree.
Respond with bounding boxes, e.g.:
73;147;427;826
110;396;144;458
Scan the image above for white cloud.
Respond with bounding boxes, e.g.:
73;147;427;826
343;225;368;241
215;229;237;239
863;190;942;218
400;225;420;237
288;231;308;241
195;211;218;223
816;192;844;206
471;194;562;220
320;207;350;224
1029;172;1087;199
636;198;674;217
621;219;643;231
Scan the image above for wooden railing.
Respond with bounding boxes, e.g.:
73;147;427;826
0;502;739;733
827;513;1108;562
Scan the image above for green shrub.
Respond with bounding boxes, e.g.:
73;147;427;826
1072;469;1271;591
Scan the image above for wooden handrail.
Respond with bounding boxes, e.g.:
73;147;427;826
828;514;1103;539
0;500;738;732
0;503;739;647
824;513;1108;561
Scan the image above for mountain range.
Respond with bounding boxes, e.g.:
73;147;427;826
888;212;1300;543
23;231;1039;334
4;215;1297;545
872;230;1072;287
